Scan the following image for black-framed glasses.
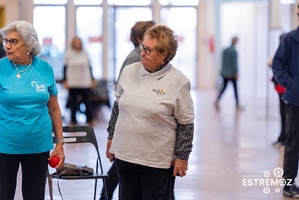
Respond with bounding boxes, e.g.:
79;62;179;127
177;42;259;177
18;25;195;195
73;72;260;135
140;44;154;55
2;38;19;47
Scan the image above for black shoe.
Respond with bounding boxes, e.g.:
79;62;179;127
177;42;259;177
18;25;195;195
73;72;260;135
283;185;299;198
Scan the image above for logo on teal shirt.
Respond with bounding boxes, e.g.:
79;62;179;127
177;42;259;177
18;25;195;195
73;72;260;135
31;81;46;92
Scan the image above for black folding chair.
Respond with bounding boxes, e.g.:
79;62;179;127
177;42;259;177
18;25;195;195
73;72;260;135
48;125;108;200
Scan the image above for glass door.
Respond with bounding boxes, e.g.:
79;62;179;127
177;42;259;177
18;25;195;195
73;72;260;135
161;7;197;87
111;7;153;82
34;5;66;81
76;6;103;79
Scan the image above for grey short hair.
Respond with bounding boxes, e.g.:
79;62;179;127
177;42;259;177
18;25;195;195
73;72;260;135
1;21;41;56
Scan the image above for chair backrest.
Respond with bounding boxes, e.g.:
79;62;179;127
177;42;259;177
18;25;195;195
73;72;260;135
56;126;99;150
53;125;104;173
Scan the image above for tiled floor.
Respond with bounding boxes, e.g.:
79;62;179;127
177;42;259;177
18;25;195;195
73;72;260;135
14;89;297;200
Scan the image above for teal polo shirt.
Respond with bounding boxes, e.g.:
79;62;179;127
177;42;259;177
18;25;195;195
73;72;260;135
0;56;58;154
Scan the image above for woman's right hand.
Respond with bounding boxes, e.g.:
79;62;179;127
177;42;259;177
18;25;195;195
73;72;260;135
106;139;115;162
63;81;69;90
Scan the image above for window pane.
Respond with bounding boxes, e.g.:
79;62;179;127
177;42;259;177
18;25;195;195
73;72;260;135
76;7;103;79
112;7;152;81
161;7;197;86
74;0;102;5
34;0;67;5
160;0;199;6
34;6;66;80
108;0;150;6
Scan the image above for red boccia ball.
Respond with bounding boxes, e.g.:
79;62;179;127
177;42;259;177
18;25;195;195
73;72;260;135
49;155;60;168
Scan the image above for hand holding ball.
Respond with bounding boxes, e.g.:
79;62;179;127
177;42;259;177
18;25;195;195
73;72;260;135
49;155;60;168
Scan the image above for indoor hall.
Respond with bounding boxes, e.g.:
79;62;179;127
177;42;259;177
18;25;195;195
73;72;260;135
12;88;294;200
1;0;299;199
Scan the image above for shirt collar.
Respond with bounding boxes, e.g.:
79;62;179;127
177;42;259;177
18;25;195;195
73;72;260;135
139;63;172;80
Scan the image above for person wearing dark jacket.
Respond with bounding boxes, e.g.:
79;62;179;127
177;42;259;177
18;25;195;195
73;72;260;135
100;20;156;200
0;35;6;59
215;36;243;111
269;34;287;148
272;4;299;198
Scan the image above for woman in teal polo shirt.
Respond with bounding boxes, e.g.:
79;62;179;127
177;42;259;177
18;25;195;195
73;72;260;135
0;21;65;200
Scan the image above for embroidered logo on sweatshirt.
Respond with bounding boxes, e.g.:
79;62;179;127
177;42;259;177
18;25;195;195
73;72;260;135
152;89;165;95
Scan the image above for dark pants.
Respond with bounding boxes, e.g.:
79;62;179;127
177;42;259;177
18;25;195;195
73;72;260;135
283;104;299;186
0;152;49;200
217;76;239;106
69;88;93;123
115;159;172;200
100;161;176;200
276;93;287;143
100;162;119;200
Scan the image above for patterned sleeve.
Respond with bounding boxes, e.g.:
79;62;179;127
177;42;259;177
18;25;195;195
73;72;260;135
107;101;119;140
175;123;194;161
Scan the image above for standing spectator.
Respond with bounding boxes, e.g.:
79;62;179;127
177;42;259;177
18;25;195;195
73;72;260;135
63;36;96;126
272;4;299;198
215;36;243;111
106;25;194;200
0;20;65;200
100;20;156;200
0;34;6;58
269;33;287;148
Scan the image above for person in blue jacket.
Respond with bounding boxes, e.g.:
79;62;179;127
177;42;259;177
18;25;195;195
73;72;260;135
272;4;299;198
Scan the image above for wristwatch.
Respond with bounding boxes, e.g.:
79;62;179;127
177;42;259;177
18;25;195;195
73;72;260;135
55;139;65;144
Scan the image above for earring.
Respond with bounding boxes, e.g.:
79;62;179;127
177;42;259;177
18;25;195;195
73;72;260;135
27;52;30;55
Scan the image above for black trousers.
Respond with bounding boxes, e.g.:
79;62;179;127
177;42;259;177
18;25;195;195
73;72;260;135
100;162;119;200
115;158;172;200
283;104;299;186
0;152;49;200
217;76;239;106
100;161;176;200
69;88;93;123
276;93;287;143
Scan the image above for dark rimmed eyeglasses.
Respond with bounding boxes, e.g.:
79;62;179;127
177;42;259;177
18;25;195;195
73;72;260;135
140;44;154;55
2;38;19;47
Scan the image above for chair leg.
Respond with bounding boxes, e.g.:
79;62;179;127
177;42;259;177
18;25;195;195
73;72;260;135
94;179;98;200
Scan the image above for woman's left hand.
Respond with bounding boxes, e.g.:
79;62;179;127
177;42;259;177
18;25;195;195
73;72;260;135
172;158;188;177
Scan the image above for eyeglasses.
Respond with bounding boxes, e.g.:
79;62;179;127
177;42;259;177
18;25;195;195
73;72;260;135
140;44;154;55
2;38;19;47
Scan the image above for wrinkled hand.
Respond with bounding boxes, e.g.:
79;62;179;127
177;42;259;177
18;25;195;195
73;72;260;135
91;80;98;89
49;143;65;169
63;82;69;90
106;139;115;162
172;158;188;177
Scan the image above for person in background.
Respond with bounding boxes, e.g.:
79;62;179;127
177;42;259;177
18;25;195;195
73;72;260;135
106;25;194;200
272;4;299;198
100;20;156;200
0;35;6;58
63;36;96;126
269;33;287;148
215;36;243;111
0;20;65;200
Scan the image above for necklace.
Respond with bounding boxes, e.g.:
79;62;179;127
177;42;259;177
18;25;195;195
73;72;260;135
13;57;32;78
